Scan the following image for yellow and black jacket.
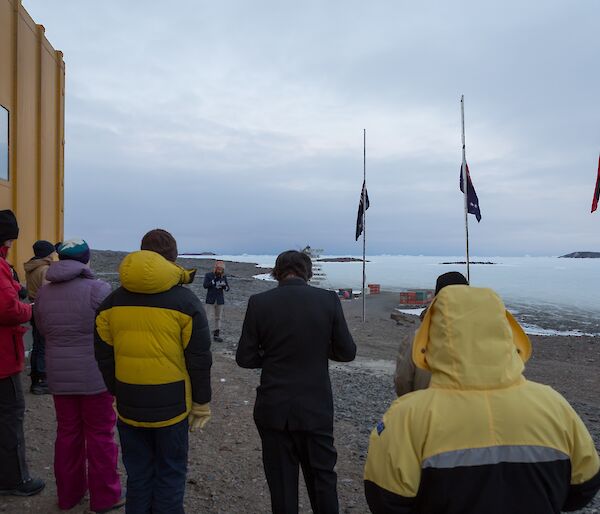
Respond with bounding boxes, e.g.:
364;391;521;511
95;250;212;428
364;286;600;514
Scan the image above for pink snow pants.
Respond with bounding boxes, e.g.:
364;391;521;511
53;392;122;511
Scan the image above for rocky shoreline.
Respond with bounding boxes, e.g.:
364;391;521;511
3;250;598;513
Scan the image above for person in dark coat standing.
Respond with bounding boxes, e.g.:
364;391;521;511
236;250;357;514
0;210;45;497
23;239;56;395
203;260;230;342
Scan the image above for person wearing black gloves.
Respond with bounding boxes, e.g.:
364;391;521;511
203;260;230;342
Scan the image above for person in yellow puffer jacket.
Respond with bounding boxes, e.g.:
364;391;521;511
364;285;600;514
94;229;212;514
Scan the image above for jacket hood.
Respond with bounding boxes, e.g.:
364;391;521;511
24;256;53;273
46;259;94;283
412;286;532;390
119;250;196;294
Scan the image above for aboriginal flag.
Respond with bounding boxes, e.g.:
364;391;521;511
591;155;600;213
459;163;482;222
355;180;370;240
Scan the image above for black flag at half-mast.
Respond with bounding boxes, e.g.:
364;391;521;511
355;180;370;240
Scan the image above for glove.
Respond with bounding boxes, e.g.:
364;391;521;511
189;402;211;432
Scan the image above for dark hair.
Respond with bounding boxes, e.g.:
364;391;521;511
272;250;313;282
141;229;178;262
435;271;468;295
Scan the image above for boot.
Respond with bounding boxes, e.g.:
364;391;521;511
30;377;50;395
0;477;45;497
213;330;223;343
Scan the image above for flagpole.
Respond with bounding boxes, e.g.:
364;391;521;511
460;95;471;283
362;128;367;323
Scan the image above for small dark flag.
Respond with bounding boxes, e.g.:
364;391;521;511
355;180;370;240
591;155;600;213
459;163;482;222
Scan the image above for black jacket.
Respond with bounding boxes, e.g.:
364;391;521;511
203;272;229;305
236;278;356;431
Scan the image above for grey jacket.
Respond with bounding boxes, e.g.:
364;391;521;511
394;331;431;397
35;260;111;395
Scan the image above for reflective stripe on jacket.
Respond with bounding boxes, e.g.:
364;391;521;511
365;286;600;514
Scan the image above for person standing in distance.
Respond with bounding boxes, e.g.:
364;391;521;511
236;250;357;514
203;260;230;342
0;210;45;497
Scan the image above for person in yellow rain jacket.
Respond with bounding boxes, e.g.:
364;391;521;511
364;285;600;514
95;229;212;514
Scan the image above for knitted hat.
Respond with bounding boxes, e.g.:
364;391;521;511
58;238;90;264
33;240;55;258
0;209;19;245
435;271;468;295
140;229;178;262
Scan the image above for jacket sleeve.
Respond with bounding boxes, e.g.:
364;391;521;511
182;296;212;404
94;298;116;395
225;275;230;292
90;280;112;311
562;405;600;511
394;335;416;397
0;268;32;325
329;292;356;362
364;403;420;514
203;273;214;289
236;296;263;368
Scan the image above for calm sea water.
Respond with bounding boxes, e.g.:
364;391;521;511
185;254;600;336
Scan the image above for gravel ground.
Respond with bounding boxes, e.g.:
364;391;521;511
2;250;598;513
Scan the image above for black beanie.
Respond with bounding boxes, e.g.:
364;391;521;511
33;240;55;258
0;210;19;245
435;271;468;295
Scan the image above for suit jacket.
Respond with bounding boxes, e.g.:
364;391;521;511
236;277;356;431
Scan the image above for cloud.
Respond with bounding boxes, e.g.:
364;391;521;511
23;0;600;255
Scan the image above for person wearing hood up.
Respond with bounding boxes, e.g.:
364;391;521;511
393;271;468;397
203;260;230;342
364;285;600;514
0;210;45;497
24;239;56;395
34;239;123;513
95;229;212;514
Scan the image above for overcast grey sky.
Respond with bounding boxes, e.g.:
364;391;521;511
26;0;600;255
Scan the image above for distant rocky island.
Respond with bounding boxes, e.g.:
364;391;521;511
560;251;600;258
317;257;367;263
180;252;217;256
440;261;496;265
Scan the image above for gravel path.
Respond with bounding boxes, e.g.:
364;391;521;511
2;250;598;513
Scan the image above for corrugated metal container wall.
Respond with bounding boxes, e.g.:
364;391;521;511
0;0;65;278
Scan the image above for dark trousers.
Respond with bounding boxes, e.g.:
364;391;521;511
30;314;46;382
0;374;30;489
117;419;189;514
257;426;339;514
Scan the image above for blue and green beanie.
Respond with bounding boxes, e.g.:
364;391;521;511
58;238;90;264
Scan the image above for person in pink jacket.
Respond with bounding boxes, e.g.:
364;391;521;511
0;210;45;497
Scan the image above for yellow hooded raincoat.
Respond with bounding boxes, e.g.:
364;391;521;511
364;286;600;514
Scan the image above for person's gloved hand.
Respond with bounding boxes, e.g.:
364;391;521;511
189;402;211;432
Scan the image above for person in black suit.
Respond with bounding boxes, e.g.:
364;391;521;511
236;250;357;514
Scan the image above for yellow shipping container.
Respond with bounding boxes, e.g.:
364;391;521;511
0;0;65;278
